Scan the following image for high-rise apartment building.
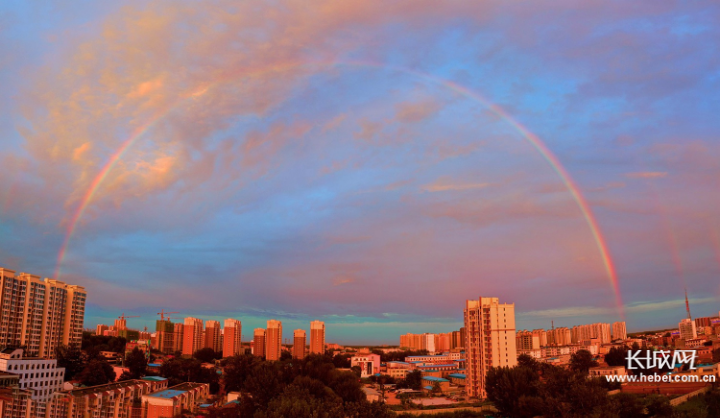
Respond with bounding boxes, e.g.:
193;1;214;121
114;318;127;331
423;333;436;354
182;318;204;356
96;324;109;336
156;320;175;354
204;320;221;352
571;323;611;344
293;329;306;359
546;327;571;346
253;328;266;358
611;321;627;341
516;330;540;350
464;297;517;399
310;320;325;354
435;333;451;353
679;318;697;340
223;319;242;358
0;267;87;358
173;323;184;352
532;329;547;347
266;320;282;361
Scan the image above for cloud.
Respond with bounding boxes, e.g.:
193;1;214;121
395;97;444;123
422;180;491;192
625;172;668;179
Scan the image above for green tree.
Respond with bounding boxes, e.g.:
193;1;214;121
55;345;86;381
75;360;116;386
485;366;541;417
569;349;598;374
517;353;539;371
193;347;220;363
610;393;645;418
242;362;286;409
604;346;628;367
124;347;148;379
400;369;423;390
221;354;260;392
431;381;442;396
645;394;673;418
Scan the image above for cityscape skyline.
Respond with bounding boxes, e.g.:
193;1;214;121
1;1;720;344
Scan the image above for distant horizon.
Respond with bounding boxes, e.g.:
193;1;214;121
2;1;719;344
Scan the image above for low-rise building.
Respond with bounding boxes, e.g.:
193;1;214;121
142;382;210;418
351;354;381;378
0;348;65;417
589;365;628;378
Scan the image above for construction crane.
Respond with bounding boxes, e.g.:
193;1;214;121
157;309;179;322
118;313;140;322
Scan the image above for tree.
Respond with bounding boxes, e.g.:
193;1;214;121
125;347;148;379
517;353;539;371
55;345;86;381
485;366;541;417
712;348;720;364
222;354;260;393
193;347;219;363
645;394;673;418
604;346;628;367
609;393;645;418
569;349;598;374
431;381;442;396
75;360;116;386
400;370;423;390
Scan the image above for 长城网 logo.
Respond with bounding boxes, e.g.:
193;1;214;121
627;350;696;370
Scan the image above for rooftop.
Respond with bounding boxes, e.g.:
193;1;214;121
147;389;185;400
448;373;466;379
422;376;449;382
141;376;167;382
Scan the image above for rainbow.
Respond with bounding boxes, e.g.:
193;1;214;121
55;60;624;316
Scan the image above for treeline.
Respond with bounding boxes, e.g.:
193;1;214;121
486;352;675;417
81;331;127;355
55;345;148;386
206;353;393;417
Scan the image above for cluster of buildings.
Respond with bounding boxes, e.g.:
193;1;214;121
0;266;219;418
399;329;466;353
251;319;325;360
0;348;210;418
514;321;627;359
0;267;86;359
97;315;328;362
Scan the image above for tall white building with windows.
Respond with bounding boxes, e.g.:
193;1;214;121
0;267;87;358
0;348;65;417
464;297;517;399
612;321;627;341
679;318;697;340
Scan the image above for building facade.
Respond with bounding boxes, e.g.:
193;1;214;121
612;321;627;341
266;320;282;361
679;318;697;340
203;320;221;352
253;328;266;358
182;318;204;356
0;267;87;358
464;297;517;399
223;319;242;358
310;320;325;355
293;330;306;359
0;348;65;417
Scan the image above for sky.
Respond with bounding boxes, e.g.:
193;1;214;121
1;1;719;345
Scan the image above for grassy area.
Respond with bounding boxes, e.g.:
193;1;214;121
672;389;720;418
